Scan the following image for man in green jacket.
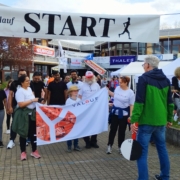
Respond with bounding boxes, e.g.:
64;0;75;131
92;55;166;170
131;55;174;180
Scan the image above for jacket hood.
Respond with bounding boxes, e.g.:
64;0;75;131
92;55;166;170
143;68;167;80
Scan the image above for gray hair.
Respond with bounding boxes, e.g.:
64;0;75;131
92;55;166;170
144;55;160;68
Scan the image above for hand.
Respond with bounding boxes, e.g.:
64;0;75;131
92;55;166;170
131;123;138;134
32;98;38;102
167;122;172;128
109;103;113;107
172;90;178;93
41;100;46;104
8;107;13;114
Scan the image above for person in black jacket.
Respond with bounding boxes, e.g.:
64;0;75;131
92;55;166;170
172;67;180;124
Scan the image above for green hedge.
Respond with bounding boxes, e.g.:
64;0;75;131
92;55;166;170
0;81;8;90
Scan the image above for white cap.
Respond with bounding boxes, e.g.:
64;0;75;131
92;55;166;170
85;71;94;78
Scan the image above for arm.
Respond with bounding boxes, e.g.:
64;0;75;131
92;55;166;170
7;90;14;114
43;87;47;102
3;98;7;112
131;76;146;124
47;90;51;105
167;84;174;123
108;89;114;97
18;98;38;108
129;105;134;117
64;90;68;101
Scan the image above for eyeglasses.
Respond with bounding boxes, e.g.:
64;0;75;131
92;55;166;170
142;63;149;67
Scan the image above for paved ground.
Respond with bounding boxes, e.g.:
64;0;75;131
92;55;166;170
0;119;180;180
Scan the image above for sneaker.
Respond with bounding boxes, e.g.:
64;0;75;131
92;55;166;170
91;143;99;148
7;140;15;149
67;146;72;153
74;146;82;151
6;129;10;134
154;175;162;180
106;145;112;154
31;150;41;159
0;141;4;148
21;152;27;161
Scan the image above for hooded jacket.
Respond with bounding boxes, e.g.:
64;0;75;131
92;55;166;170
131;68;174;126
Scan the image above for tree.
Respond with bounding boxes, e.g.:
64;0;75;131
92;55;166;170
0;37;33;71
160;23;172;30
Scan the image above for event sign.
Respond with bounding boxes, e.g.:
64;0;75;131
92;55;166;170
70;58;84;66
0;6;159;42
138;54;173;61
36;88;109;146
64;50;93;60
110;56;136;65
33;45;55;57
84;60;106;75
93;57;110;64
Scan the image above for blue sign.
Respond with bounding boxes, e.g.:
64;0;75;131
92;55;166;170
86;53;94;60
110;56;136;65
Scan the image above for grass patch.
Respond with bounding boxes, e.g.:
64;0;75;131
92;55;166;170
172;119;180;129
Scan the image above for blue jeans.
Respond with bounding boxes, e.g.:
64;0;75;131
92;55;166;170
67;139;78;148
137;125;170;180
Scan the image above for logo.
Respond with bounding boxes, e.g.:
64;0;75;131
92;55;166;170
36;106;77;141
72;97;98;107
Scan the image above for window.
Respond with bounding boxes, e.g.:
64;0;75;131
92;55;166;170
172;40;180;46
131;43;138;55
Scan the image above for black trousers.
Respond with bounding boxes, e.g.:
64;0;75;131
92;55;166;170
20;116;37;152
84;135;97;145
6;114;11;130
108;115;128;148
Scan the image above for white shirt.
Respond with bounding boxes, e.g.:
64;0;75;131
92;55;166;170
67;81;83;89
66;97;81;105
15;87;36;109
113;86;135;116
79;82;100;100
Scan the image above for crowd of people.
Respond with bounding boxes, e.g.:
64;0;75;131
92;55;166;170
0;55;177;180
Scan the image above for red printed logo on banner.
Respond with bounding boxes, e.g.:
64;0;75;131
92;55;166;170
55;111;76;140
36;107;76;141
40;106;62;121
36;111;50;141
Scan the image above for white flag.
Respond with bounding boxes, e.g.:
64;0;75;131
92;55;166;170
36;88;109;146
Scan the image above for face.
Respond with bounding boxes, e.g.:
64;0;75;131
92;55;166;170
54;73;60;81
71;72;77;81
18;70;26;77
22;77;30;87
119;78;127;88
70;90;78;97
85;76;93;84
33;75;41;83
65;76;70;83
142;62;149;72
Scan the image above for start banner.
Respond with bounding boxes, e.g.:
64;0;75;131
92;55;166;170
36;88;109;146
0;6;160;42
33;45;55;57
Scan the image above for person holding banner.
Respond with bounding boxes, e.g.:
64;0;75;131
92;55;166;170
13;75;42;160
67;70;83;89
107;76;135;154
47;71;68;105
66;86;82;152
79;71;100;148
130;56;174;180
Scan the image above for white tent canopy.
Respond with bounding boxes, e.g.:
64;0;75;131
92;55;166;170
111;66;127;77
120;61;171;76
162;58;180;76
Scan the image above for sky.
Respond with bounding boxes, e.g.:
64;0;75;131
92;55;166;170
1;0;179;27
0;0;180;44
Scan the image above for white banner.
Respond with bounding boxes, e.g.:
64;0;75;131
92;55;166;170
36;88;109;145
138;54;173;61
64;50;93;59
70;58;84;67
0;6;159;42
93;57;110;64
